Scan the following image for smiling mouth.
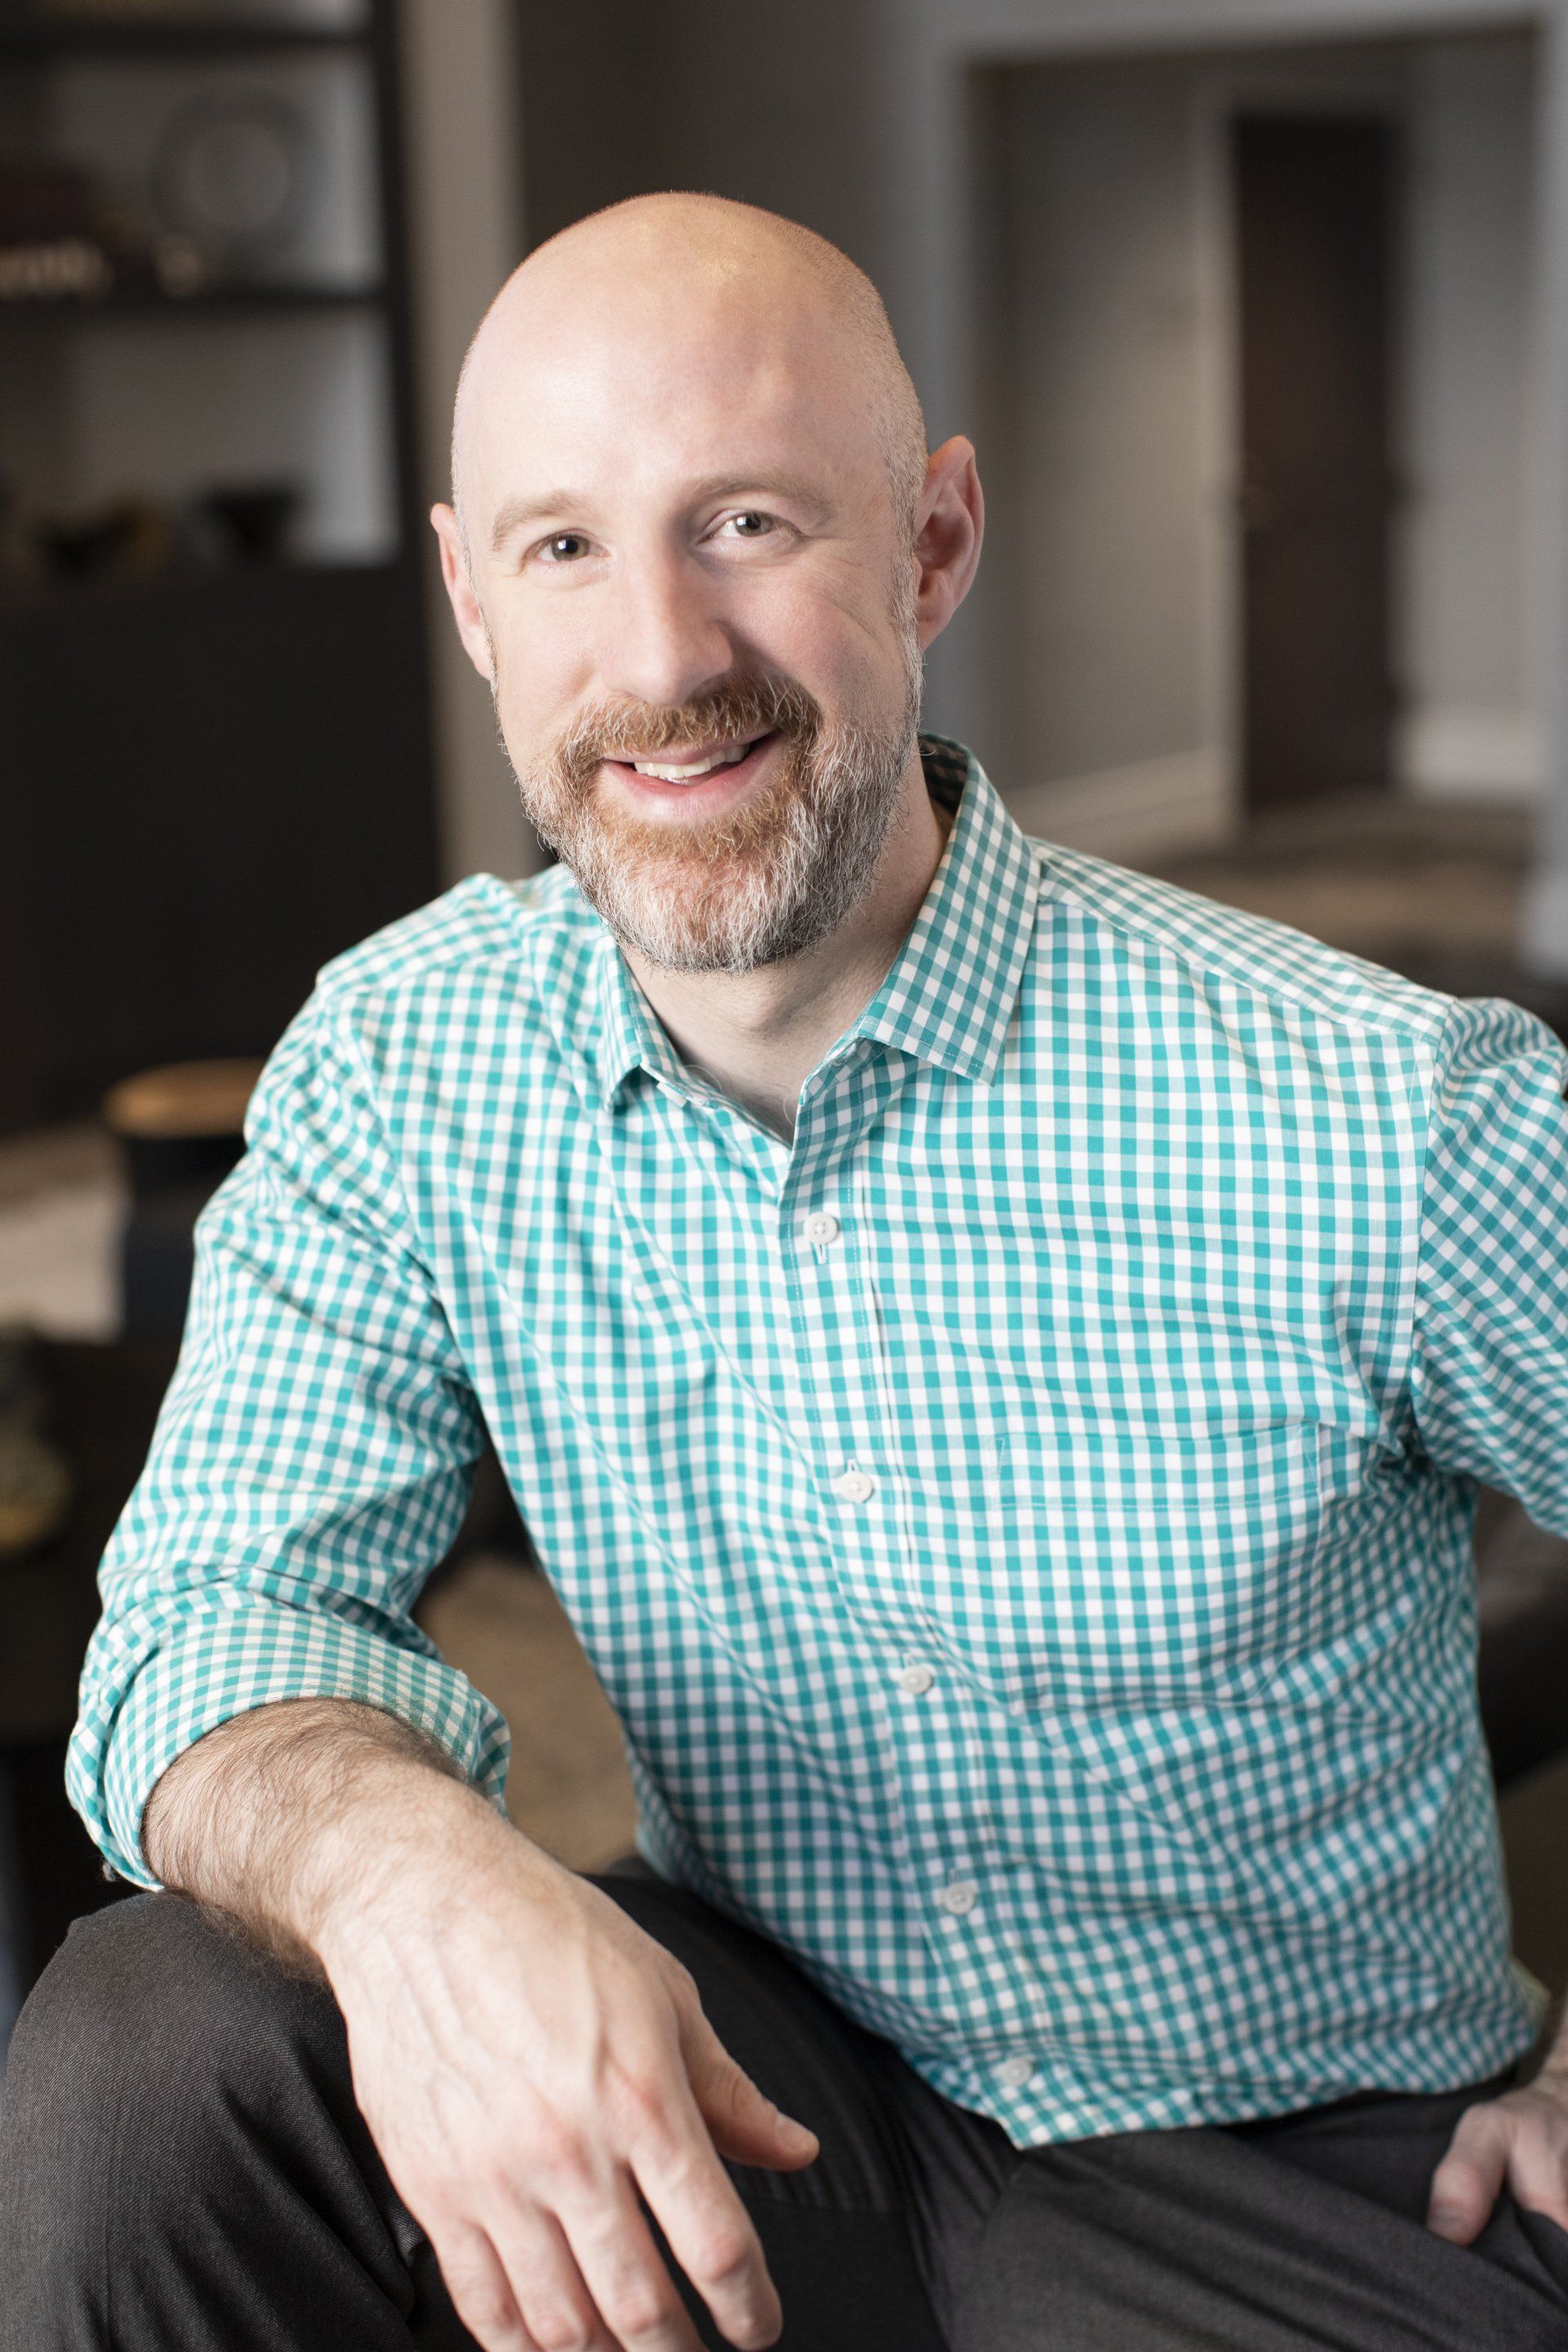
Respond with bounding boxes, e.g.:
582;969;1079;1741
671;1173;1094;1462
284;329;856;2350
604;729;776;786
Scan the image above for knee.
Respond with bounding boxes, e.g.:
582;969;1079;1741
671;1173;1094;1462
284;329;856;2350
2;1892;337;2183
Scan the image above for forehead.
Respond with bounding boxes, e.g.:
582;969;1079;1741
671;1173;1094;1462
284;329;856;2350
464;266;881;521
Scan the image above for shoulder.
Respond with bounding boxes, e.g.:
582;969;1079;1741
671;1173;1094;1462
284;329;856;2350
310;866;593;1008
1027;838;1531;1062
252;866;604;1127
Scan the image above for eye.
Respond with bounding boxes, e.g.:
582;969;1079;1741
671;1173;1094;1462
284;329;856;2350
716;510;776;541
537;531;593;564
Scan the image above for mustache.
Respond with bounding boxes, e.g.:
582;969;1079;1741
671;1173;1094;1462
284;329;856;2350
546;672;821;786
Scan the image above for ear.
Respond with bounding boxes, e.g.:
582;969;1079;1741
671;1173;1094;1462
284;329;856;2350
911;437;983;650
430;504;495;684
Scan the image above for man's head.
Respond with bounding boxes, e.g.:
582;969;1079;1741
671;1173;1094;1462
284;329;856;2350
432;193;982;973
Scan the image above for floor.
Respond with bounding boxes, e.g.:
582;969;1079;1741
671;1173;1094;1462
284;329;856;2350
3;784;1567;1998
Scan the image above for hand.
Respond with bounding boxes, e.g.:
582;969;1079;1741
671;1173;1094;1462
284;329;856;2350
1427;2071;1568;2243
318;1793;819;2352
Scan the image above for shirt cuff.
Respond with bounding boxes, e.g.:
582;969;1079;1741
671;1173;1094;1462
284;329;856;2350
68;1597;512;1888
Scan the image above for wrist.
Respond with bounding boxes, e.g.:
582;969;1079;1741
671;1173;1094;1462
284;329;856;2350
305;1756;504;1963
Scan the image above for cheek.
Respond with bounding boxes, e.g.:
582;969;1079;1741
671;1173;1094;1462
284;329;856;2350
487;609;587;751
750;572;902;712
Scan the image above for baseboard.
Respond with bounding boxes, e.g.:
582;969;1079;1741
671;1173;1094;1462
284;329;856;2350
1002;748;1232;864
1398;706;1543;802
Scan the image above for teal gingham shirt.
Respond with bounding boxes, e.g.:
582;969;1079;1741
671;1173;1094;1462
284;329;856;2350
72;737;1568;2145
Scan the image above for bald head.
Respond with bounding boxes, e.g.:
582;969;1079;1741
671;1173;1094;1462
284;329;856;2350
450;193;927;564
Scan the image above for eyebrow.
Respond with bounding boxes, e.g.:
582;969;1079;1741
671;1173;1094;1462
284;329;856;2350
488;470;832;555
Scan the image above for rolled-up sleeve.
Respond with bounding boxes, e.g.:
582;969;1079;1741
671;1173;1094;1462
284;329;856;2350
67;986;511;1886
1409;997;1568;1534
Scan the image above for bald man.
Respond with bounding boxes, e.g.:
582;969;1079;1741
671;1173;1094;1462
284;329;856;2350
6;194;1568;2352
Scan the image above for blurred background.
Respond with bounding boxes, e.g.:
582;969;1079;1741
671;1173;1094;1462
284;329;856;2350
2;0;1568;2056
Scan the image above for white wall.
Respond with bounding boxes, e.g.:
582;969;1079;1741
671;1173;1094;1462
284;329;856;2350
1398;36;1540;800
989;63;1216;856
399;0;534;883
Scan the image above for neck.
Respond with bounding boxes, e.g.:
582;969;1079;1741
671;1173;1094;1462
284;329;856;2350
621;744;951;1142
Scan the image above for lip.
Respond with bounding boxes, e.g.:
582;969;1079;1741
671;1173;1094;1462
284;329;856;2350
606;735;758;770
599;729;781;817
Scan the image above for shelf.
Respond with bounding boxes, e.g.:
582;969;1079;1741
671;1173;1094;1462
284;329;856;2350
0;556;402;623
0;278;386;322
0;19;369;60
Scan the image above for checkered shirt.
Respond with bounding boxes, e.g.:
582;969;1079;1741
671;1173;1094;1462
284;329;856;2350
70;736;1568;2145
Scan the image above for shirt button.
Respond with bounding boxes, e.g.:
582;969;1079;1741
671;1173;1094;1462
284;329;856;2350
997;2056;1034;2090
897;1663;935;1695
801;1211;841;1246
833;1468;875;1503
937;1879;978;1916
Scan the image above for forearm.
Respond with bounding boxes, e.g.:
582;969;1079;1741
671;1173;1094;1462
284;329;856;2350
142;1696;495;1973
142;1705;807;2352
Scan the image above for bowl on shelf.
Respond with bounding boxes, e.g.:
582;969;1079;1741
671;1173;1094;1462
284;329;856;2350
195;481;301;564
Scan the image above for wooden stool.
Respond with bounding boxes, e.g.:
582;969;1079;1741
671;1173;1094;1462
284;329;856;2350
102;1058;265;1341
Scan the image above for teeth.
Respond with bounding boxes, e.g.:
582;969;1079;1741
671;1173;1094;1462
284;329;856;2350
629;742;751;782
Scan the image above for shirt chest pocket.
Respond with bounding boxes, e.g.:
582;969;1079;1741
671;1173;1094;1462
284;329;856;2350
942;1414;1331;1712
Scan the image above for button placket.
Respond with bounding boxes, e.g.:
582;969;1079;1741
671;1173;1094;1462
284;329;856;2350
833;1466;875;1504
776;1102;897;1580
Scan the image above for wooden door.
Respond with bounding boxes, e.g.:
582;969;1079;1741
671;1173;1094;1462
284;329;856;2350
1233;115;1396;808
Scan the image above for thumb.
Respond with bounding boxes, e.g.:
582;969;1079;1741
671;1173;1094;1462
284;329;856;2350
1428;2109;1508;2244
680;2009;819;2172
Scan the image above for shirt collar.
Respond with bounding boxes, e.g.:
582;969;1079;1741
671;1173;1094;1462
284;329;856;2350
591;733;1039;1108
849;733;1039;1083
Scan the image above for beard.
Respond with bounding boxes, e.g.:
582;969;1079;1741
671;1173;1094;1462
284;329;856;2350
501;630;924;975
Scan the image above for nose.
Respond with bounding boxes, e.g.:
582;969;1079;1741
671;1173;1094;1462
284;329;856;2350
596;541;735;712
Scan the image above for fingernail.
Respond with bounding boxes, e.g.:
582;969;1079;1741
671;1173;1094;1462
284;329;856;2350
1428;2206;1468;2239
779;2113;817;2149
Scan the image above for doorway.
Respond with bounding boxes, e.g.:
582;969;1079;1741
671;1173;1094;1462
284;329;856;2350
1232;114;1397;810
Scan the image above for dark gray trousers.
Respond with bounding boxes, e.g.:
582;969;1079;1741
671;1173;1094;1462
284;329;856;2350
2;1875;1566;2350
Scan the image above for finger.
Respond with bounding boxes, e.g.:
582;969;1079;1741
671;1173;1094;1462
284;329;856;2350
679;2005;818;2172
1506;2123;1568;2232
487;2199;625;2352
630;2115;782;2350
555;2173;712;2352
429;2217;546;2352
1428;2108;1511;2244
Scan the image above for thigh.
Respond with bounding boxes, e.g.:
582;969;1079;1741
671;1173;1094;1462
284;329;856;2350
0;1891;457;2352
1;1871;954;2352
953;2084;1568;2352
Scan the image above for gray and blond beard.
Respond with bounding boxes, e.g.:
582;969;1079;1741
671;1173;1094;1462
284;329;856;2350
497;622;924;976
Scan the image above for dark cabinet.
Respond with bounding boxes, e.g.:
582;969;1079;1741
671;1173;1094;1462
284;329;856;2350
0;0;437;1132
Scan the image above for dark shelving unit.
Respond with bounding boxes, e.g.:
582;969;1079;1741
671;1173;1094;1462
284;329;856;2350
0;20;368;58
0;277;385;318
0;0;439;1133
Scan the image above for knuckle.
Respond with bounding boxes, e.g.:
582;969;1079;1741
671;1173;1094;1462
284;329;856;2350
687;2219;755;2287
529;2325;595;2352
530;2118;596;2193
468;2145;521;2204
524;2305;598;2352
662;1955;698;2002
606;2065;669;2143
457;2290;523;2344
601;2283;674;2341
659;1959;702;2021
